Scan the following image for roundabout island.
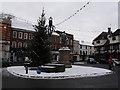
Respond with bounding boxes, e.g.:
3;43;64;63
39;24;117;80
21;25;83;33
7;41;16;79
7;65;112;79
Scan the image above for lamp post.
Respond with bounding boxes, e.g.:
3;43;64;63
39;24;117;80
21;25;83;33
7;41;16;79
46;17;55;47
46;17;56;36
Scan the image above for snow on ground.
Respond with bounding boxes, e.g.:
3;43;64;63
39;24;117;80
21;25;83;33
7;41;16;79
7;65;112;79
73;62;85;65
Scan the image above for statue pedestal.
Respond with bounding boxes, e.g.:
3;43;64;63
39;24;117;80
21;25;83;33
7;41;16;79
58;47;72;68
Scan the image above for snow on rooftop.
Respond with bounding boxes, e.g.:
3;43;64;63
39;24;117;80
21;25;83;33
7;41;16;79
11;18;35;31
1;13;35;31
80;40;93;46
52;32;59;36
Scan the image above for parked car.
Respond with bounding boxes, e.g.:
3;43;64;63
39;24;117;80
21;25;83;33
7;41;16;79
87;58;97;64
98;59;109;64
113;58;120;66
2;58;12;67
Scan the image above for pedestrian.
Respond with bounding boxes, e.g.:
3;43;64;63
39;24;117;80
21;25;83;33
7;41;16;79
108;57;114;71
25;66;28;74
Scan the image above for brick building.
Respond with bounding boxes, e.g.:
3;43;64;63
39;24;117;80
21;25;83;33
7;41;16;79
0;14;11;62
51;30;74;61
0;13;74;63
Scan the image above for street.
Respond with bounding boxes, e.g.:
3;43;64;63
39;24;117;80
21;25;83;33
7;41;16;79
2;63;120;89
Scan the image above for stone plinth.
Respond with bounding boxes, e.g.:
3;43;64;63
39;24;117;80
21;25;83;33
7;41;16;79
58;47;72;68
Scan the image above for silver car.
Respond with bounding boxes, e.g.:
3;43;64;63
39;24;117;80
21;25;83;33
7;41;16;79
113;59;120;66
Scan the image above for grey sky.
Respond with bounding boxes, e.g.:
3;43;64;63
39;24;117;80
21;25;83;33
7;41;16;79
1;1;118;43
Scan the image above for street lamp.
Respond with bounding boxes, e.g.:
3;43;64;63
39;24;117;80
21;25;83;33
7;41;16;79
3;26;7;30
46;17;55;36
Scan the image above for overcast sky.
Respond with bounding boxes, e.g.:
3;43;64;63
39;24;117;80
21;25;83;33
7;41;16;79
1;1;118;43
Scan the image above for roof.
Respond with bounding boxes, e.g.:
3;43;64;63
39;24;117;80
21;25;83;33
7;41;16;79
93;32;108;41
12;27;35;32
104;40;109;45
0;13;35;31
80;41;93;46
55;30;73;37
51;32;59;36
11;18;35;31
112;29;120;36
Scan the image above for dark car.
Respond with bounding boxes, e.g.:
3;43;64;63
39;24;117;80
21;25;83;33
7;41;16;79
2;58;12;67
87;58;97;64
98;59;109;64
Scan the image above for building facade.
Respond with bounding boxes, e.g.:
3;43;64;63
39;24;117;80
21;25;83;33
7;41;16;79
72;40;94;62
93;27;120;60
79;41;94;61
10;28;34;62
0;14;11;62
0;13;74;63
73;40;80;61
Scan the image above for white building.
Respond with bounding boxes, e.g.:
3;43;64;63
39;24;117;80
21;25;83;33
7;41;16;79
73;40;80;61
79;41;94;61
73;40;94;61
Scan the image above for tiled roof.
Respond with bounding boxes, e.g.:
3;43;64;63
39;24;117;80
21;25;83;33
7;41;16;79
112;29;120;36
93;32;108;41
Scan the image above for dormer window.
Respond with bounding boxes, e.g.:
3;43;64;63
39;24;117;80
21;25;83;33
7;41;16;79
96;40;100;44
108;35;111;38
112;37;116;41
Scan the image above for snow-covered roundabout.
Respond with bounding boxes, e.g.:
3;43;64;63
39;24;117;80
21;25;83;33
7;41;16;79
7;65;112;79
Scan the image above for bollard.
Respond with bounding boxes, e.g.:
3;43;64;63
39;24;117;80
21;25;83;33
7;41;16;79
36;66;41;74
25;66;28;74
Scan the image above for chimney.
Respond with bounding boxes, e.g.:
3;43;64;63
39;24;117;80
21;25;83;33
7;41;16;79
108;25;112;35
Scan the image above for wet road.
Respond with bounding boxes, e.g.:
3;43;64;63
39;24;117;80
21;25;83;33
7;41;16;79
2;63;120;89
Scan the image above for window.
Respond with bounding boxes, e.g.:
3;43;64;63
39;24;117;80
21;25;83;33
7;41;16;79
80;45;82;49
12;41;16;48
67;39;69;45
90;46;92;49
12;31;17;38
18;42;22;48
112;37;116;41
83;51;85;55
54;38;56;43
24;33;28;39
86;51;87;55
60;37;61;44
23;42;27;48
86;46;87;49
19;32;23;39
96;40;100;44
29;33;33;40
90;51;92;55
70;40;72;45
80;50;82;55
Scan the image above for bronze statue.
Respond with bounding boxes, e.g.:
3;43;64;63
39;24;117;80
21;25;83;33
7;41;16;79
60;31;68;47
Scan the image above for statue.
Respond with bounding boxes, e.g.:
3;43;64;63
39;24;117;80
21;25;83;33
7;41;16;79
60;31;68;47
58;31;71;68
